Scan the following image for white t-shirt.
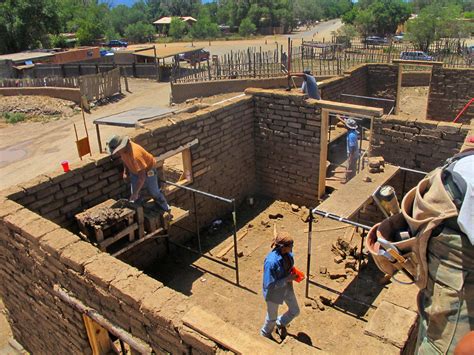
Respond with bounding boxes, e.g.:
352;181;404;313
453;155;474;245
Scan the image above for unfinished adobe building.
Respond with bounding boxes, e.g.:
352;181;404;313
0;62;472;354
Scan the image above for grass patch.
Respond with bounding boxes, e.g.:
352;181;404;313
3;112;27;124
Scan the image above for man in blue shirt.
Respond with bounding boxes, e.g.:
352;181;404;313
260;232;300;340
291;69;321;99
343;117;359;182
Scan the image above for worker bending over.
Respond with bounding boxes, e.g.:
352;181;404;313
292;69;321;100
261;232;300;340
106;135;172;219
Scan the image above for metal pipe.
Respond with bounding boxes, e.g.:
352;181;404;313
168;240;237;270
311;209;372;231
398;166;427;176
192;191;202;254
340;93;395;103
305;209;313;299
162;180;233;204
307;280;377;310
232;199;240;286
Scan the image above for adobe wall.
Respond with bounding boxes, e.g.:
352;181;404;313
5;96;256;269
0;97;256;354
371;117;471;171
427;67;474;123
249;88;322;207
0;87;82;104
0;198;218;354
402;71;431;87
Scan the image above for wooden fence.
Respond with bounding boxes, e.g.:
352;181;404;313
0;68;121;102
172;38;473;83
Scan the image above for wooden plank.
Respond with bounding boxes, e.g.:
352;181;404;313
310;100;384;117
83;314;111;355
99;223;138;250
112;228;166;257
169;205;189;226
182;306;279;354
215;227;249;259
318;110;329;199
317;164;400;219
154;138;199;163
392;59;443;66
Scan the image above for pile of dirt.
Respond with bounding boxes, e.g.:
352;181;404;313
0;95;78;121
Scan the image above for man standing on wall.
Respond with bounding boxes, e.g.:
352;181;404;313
291;69;321;100
260;232;300;341
106;135;173;219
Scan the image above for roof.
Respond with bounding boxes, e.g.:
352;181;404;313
0;51;55;63
153;16;197;25
133;46;205;59
93;106;176;127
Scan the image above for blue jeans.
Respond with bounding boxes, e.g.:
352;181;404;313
130;169;170;212
261;288;300;336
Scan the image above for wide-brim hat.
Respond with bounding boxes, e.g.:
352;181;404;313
345;118;358;130
106;135;129;155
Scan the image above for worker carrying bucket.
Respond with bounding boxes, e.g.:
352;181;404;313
366;135;474;353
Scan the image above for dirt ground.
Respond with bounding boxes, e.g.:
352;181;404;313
397;86;429;120
0;95;79;124
147;198;404;354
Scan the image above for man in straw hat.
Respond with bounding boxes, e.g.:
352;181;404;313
260;231;300;340
336;115;359;183
106;135;172;219
365;135;474;353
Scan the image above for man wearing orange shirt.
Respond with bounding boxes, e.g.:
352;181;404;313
106;135;171;217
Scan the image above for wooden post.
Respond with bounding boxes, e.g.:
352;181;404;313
395;63;402;114
153;46;159;82
318;109;329;200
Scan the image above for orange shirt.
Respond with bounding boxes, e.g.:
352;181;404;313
120;142;155;174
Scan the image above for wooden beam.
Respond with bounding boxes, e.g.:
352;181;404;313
215;227;249;259
54;285;153;354
395;63;402;115
318;110;329;200
83;314;112;355
310;100;384;117
155;139;199;162
392;59;443;66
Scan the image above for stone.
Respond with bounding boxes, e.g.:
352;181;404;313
334;255;344;264
268;213;283;220
290;204;300;212
364;301;418;349
237;251;244;258
363;175;372;183
319;295;334;306
304;300;312;307
260;220;269;227
319;266;327;274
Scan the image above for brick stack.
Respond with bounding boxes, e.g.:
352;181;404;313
427;67;474;123
250;88;321;207
371;117;471;171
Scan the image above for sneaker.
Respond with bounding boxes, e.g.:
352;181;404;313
276;324;287;339
260;331;275;341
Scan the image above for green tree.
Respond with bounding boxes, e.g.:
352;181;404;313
293;0;323;25
0;0;61;54
189;8;219;39
50;34;68;48
407;4;473;52
169;17;188;39
239;17;257;36
124;21;156;43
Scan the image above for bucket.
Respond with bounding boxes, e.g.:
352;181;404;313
291;266;305;283
61;161;70;172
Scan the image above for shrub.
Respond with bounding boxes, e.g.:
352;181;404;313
3;112;26;124
239;17;257;37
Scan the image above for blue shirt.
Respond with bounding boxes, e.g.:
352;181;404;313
301;74;321;100
347;129;358;155
262;249;294;304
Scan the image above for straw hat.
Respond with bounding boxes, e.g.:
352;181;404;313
345;118;358;130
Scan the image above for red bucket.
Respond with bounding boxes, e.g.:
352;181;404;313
291;266;305;283
61;161;70;172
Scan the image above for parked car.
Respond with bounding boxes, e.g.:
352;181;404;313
393;33;404;43
400;51;433;61
106;40;128;48
179;49;210;64
363;36;389;45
